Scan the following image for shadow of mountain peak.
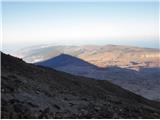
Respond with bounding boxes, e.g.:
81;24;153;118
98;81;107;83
36;53;98;68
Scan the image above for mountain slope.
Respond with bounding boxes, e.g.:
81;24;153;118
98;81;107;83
1;52;160;118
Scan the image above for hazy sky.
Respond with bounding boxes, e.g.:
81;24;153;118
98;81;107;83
1;1;159;53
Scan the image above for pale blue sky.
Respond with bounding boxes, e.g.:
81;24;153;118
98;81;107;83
1;1;159;53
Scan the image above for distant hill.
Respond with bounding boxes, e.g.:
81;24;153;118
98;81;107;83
36;54;160;101
13;44;160;70
1;52;160;118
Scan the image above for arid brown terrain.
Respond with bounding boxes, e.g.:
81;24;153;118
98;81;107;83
78;45;160;70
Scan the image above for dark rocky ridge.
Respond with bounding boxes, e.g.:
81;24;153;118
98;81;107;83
1;52;160;118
